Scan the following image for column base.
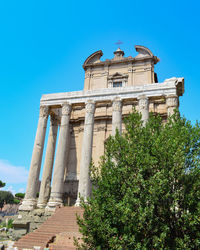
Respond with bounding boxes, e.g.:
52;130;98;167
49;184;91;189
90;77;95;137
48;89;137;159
45;198;63;212
75;197;89;207
37;201;48;209
75;197;81;207
19;199;37;211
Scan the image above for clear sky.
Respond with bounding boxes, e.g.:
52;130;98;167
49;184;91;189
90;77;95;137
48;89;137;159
0;0;200;194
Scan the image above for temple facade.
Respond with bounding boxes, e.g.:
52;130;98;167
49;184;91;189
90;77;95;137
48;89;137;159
19;45;184;211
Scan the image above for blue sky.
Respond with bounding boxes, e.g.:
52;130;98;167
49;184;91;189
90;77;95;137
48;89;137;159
0;0;200;194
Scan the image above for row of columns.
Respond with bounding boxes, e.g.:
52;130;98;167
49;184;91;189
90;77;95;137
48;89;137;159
19;95;178;211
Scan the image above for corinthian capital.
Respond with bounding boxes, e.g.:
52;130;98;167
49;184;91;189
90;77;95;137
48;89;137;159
138;95;149;110
62;102;71;116
39;106;49;117
85;100;95;114
112;98;122;112
166;95;178;108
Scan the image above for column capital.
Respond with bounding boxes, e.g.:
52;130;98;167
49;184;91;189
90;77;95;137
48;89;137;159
138;95;149;110
85;100;95;114
39;105;49;117
112;98;122;112
62;102;71;116
166;95;178;107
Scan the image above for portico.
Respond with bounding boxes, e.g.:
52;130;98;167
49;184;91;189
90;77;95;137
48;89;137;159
19;46;184;211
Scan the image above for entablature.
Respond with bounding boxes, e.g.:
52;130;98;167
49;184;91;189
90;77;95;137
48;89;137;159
40;77;184;108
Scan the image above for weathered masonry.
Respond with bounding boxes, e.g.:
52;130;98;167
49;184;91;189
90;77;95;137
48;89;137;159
19;45;184;211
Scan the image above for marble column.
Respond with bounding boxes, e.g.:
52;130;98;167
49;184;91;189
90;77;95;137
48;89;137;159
46;103;71;211
37;113;58;208
166;95;178;116
19;105;49;211
112;98;122;135
75;100;95;206
138;95;149;125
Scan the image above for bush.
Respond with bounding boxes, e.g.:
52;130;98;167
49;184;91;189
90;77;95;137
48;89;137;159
0;191;14;209
0;180;5;188
0;219;13;229
6;219;13;229
77;111;200;249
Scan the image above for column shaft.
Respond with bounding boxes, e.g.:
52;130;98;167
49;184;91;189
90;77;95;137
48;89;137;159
46;103;71;210
37;114;58;208
138;95;149;125
19;106;49;211
112;98;122;135
166;95;178;116
75;101;95;206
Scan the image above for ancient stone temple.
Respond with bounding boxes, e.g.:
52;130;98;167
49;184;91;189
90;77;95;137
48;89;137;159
19;45;184;212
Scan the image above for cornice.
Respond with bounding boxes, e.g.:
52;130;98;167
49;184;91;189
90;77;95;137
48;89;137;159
83;55;158;70
40;78;184;107
83;45;159;70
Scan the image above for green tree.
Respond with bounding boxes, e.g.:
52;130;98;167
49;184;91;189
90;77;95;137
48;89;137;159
13;198;20;204
0;191;14;209
0;180;5;188
77;111;200;249
15;193;25;199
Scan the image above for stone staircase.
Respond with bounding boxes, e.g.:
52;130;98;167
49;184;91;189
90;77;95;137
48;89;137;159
14;206;83;250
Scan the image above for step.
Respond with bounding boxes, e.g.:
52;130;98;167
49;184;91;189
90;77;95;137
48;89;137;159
14;206;83;249
49;247;76;250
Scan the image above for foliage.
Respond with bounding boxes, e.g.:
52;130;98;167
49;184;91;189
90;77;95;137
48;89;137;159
0;219;13;229
77;111;200;249
6;219;13;229
0;191;14;209
13;198;20;204
0;180;5;188
15;193;25;199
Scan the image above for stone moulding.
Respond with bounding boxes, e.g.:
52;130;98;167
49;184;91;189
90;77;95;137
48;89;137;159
40;77;184;107
83;50;103;69
83;45;159;70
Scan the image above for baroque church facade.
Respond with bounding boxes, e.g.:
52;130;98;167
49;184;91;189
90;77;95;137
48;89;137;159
19;45;184;211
